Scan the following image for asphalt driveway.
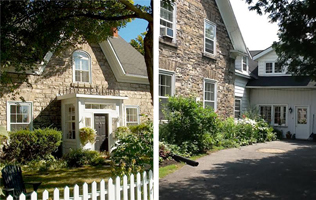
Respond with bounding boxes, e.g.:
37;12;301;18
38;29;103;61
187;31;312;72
159;140;316;199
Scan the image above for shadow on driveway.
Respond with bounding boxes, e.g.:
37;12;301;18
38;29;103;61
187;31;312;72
159;140;316;199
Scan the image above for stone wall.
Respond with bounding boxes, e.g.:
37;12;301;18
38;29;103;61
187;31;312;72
0;43;152;129
159;0;235;118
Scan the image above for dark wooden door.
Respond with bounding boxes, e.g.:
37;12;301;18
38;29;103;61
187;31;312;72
94;114;108;152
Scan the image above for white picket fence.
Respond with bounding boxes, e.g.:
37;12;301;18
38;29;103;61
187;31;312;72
6;170;153;200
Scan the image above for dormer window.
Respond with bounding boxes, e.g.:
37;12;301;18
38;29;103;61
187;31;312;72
73;50;91;83
242;56;248;72
266;62;282;74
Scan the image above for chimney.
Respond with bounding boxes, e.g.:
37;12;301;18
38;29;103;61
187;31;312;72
111;27;118;38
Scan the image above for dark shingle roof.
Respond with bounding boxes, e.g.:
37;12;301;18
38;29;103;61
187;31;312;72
247;76;316;87
107;36;147;77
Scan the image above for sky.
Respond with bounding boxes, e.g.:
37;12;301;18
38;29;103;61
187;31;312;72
230;0;279;50
119;0;150;43
119;0;279;50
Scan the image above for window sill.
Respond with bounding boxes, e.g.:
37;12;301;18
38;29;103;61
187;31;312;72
159;38;178;48
272;125;288;128
71;82;93;88
202;52;216;60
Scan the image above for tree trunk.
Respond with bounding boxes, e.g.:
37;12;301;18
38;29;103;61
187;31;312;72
144;20;153;103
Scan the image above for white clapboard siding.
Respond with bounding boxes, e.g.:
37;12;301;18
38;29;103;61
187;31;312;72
235;76;250;112
257;51;279;76
6;170;154;200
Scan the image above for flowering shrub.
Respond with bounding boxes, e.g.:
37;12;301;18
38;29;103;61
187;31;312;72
79;127;97;146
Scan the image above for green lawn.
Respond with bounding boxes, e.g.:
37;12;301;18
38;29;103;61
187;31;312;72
1;165;112;198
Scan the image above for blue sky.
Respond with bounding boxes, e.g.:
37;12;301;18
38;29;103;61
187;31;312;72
119;0;150;42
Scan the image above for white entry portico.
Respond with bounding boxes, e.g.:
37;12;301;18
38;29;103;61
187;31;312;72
57;93;128;154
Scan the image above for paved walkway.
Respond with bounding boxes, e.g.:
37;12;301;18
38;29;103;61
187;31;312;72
159;140;316;199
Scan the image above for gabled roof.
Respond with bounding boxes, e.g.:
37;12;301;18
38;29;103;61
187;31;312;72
215;0;249;56
98;36;149;84
252;46;273;60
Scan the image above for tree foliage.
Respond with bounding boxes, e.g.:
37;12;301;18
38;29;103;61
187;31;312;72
130;32;146;55
0;0;154;99
245;0;316;79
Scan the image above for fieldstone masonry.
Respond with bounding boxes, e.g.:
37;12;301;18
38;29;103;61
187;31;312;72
0;43;152;130
159;0;235;118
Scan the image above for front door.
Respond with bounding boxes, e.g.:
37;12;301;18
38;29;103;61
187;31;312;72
295;106;310;139
94;114;109;152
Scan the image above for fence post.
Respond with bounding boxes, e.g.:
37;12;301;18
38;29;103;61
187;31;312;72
30;192;37;200
100;179;106;200
115;176;121;200
54;188;60;200
19;193;26;200
91;181;97;200
64;186;70;200
43;190;49;200
74;185;80;200
143;171;148;200
123;175;128;200
149;170;153;200
108;178;115;200
137;173;141;200
83;182;89;200
130;174;135;200
6;195;13;200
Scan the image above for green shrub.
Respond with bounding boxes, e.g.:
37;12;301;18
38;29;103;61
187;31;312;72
159;96;218;154
111;121;153;177
63;149;103;167
3;128;62;163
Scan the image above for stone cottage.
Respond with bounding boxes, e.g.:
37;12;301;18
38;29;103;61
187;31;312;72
0;30;152;154
159;0;249;119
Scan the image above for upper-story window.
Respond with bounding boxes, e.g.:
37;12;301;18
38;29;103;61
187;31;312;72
242;56;248;72
159;70;175;120
266;62;282;74
204;79;217;110
73;50;91;83
160;1;175;40
204;19;216;55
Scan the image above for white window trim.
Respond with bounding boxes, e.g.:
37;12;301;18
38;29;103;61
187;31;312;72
125;106;140;126
159;69;175;99
258;104;288;126
160;1;177;42
235;98;242;119
6;101;33;131
203;78;217;110
204;19;216;55
72;50;92;84
265;62;284;74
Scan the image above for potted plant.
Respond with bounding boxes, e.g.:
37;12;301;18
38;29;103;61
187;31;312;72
79;127;97;146
286;131;291;139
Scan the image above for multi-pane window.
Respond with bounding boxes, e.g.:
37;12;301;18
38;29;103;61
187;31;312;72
65;104;76;139
159;70;174;120
73;51;90;83
243;56;248;71
266;62;282;74
266;63;273;73
260;106;272;124
160;1;174;38
274;62;282;73
235;99;241;118
126;107;139;126
8;102;32;131
260;105;287;126
204;79;216;109
274;106;286;125
204;19;216;55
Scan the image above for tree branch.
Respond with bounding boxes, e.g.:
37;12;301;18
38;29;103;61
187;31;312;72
118;0;153;22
